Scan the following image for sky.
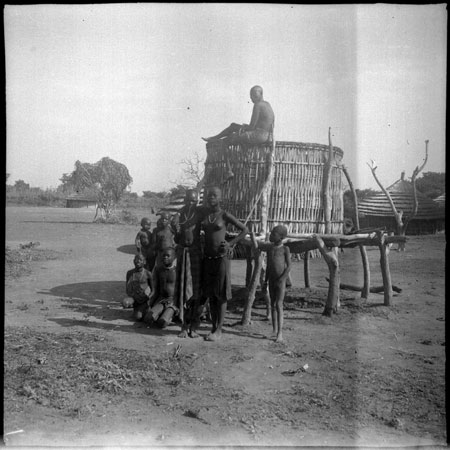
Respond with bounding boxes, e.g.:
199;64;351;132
5;4;447;195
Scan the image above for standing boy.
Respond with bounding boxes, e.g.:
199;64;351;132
251;225;291;342
135;217;153;270
152;212;176;270
174;189;205;338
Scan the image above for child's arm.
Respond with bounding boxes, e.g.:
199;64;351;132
125;270;133;296
148;270;159;307
135;232;142;251
277;246;292;283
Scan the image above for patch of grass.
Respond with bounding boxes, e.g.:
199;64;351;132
5;244;63;279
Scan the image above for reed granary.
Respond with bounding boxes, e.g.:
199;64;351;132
202;139;345;237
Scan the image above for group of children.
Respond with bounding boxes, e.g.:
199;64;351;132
123;186;292;343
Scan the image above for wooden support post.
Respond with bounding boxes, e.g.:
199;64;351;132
304;251;310;288
313;235;340;317
242;142;276;325
375;231;393;306
342;166;371;299
242;251;263;326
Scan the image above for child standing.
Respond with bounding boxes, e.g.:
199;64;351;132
135;217;153;270
251;225;291;342
124;254;153;321
152;212;176;270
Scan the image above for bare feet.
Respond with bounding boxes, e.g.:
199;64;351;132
190;330;201;339
205;331;222;341
178;330;189;338
275;334;284;343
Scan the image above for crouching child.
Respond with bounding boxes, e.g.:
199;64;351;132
251;225;291;342
144;247;178;328
123;254;153;321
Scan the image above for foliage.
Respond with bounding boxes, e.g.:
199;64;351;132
14;179;30;193
142;190;168;199
415;172;445;199
6;186;66;207
169;184;190;198
118;192;168;213
60;157;133;218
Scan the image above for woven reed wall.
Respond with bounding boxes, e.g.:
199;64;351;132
204;141;345;235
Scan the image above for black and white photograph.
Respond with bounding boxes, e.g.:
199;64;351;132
4;3;446;448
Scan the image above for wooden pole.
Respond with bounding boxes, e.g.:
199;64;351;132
322;127;334;235
242;137;276;325
375;231;393;306
313;235;340;316
342;166;370;299
304;251;310;288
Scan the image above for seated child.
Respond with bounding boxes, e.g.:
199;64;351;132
251;225;291;342
135;217;153;270
123;254;153;321
144;247;178;328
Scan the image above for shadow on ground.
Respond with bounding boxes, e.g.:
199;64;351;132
22;220;95;224
116;244;137;255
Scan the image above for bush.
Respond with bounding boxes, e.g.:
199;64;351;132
6;188;66;207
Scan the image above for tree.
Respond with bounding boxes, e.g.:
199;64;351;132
14;179;30;193
368;140;429;250
62;157;133;220
416;172;445;199
178;152;205;187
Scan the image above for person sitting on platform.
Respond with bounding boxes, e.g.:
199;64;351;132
202;85;274;146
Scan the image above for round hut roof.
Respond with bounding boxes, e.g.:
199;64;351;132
358;172;444;220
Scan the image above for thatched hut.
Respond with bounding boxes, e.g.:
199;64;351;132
65;193;97;208
358;172;444;235
203;140;345;235
434;193;445;210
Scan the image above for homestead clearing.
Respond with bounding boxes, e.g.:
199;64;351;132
4;206;446;447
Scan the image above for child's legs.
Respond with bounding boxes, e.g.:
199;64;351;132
216;297;227;332
190;296;208;332
274;284;286;339
269;284;278;333
144;302;164;324
158;307;175;328
133;302;148;321
209;297;218;331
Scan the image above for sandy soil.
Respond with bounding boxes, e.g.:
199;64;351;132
3;206;447;448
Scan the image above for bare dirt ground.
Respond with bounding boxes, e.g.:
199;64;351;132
4;206;447;449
